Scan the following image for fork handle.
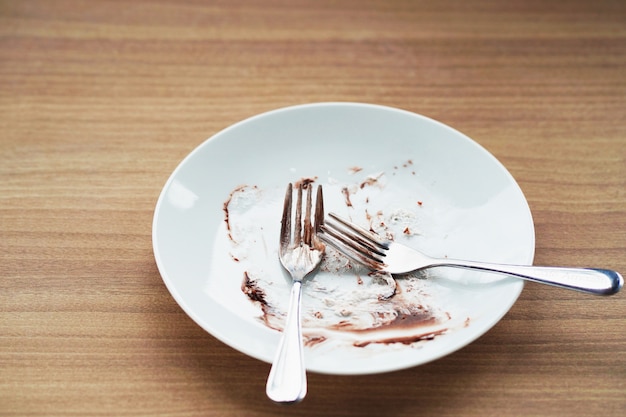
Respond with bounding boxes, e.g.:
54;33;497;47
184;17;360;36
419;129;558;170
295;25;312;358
439;260;623;295
266;281;307;403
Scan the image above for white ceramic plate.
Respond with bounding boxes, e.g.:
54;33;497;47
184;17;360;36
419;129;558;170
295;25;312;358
152;102;535;375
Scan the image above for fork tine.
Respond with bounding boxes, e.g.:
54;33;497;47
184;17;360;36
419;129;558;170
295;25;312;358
303;184;313;246
328;212;387;248
319;222;385;270
319;214;388;270
293;184;303;246
326;221;386;256
280;183;293;250
314;185;324;234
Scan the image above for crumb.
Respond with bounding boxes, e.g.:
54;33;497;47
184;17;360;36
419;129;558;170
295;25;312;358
341;186;353;207
305;335;327;347
359;172;384;189
294;177;318;188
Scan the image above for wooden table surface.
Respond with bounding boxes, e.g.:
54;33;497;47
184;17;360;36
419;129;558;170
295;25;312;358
1;1;625;416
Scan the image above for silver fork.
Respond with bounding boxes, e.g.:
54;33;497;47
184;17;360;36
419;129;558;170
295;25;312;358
266;183;325;404
319;212;623;296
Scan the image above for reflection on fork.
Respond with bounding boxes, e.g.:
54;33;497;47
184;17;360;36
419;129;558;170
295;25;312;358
319;212;622;296
265;182;325;404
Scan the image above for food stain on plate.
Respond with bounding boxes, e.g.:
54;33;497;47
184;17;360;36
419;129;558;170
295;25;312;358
223;161;471;350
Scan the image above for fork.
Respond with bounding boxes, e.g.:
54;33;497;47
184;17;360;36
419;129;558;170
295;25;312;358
266;182;325;404
319;212;623;296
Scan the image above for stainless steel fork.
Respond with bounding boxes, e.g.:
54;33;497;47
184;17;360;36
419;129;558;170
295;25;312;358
319;212;623;296
266;182;325;404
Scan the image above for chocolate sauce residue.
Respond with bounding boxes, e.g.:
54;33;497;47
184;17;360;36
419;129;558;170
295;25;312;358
330;320;353;330
241;272;267;304
348;166;363;174
318;296;450;348
304;335;327;347
241;272;283;330
359;173;383;189
341;186;353;207
353;328;447;348
294;176;318;188
328;305;436;334
384;309;437;330
223;184;252;242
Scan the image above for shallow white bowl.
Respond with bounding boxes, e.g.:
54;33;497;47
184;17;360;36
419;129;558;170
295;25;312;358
152;102;535;375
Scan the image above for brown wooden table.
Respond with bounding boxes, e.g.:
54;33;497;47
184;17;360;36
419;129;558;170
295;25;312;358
2;1;625;416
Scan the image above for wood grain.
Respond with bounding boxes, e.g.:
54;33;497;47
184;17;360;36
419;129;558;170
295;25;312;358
1;1;625;416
